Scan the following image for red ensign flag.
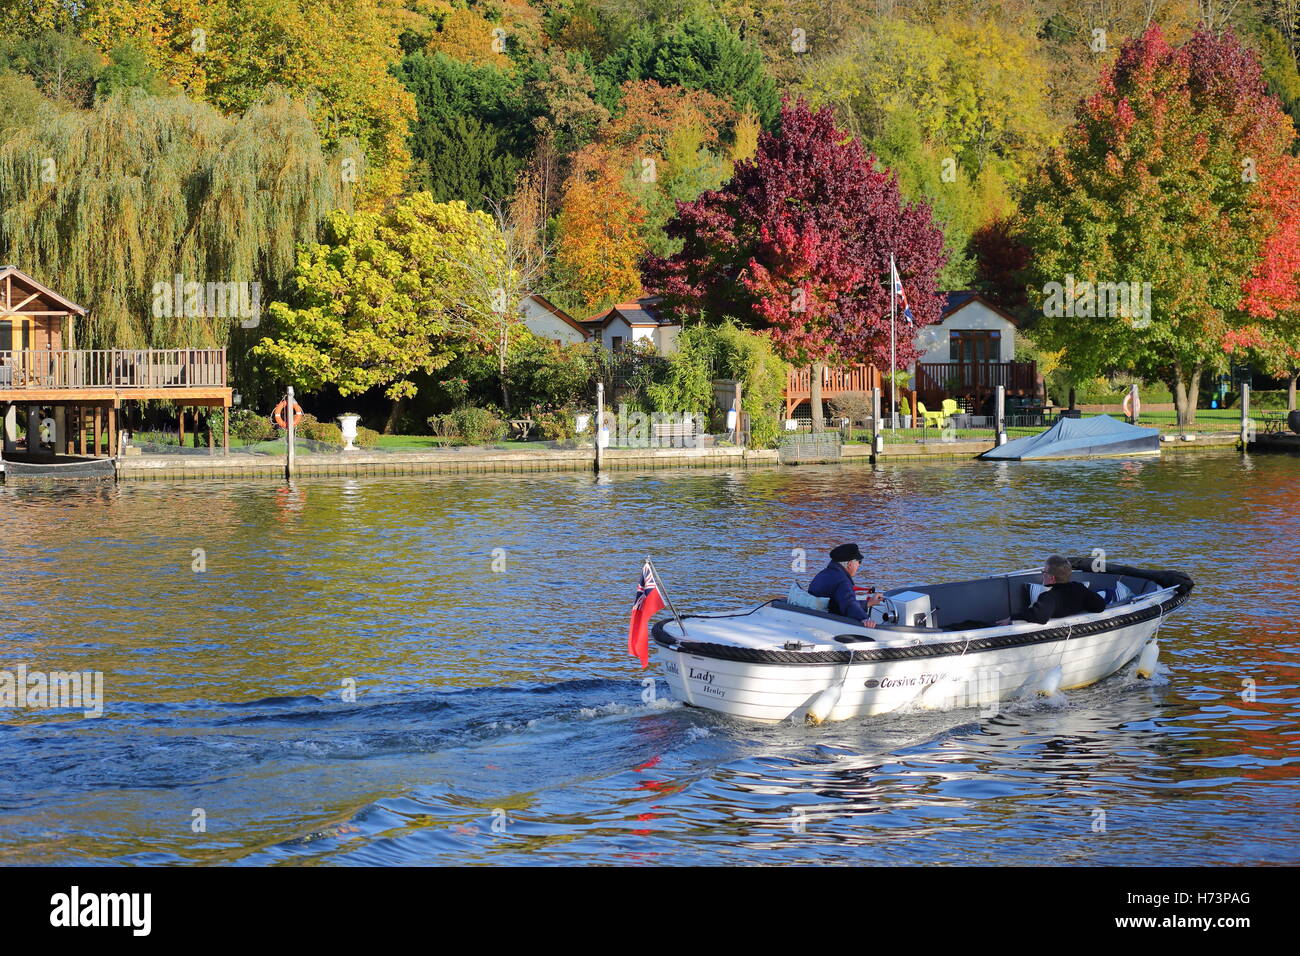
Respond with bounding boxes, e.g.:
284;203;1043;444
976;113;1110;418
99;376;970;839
628;562;664;668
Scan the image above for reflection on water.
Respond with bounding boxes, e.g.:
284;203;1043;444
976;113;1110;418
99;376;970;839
0;452;1296;865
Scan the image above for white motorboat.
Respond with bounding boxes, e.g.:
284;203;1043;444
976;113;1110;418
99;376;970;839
652;559;1193;724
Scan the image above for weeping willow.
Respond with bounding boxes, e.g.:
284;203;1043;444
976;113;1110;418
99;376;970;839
0;90;359;349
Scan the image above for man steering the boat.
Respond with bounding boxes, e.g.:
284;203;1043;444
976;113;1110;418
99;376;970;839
808;543;884;626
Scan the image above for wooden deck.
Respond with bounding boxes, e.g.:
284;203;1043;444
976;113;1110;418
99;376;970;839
0;349;230;404
784;360;1039;419
915;361;1037;408
785;364;882;418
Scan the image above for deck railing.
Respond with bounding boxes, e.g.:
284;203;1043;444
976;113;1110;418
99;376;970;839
785;364;881;400
0;349;227;390
915;361;1037;395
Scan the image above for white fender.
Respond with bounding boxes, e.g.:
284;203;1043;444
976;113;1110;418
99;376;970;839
806;683;841;725
1038;665;1063;697
1136;640;1160;679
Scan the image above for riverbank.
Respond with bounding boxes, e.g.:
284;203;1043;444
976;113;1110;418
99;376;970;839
107;431;1245;480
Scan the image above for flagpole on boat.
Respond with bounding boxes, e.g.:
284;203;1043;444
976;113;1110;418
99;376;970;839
890;254;898;430
647;557;688;638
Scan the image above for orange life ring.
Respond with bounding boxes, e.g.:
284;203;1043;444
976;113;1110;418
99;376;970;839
272;399;304;429
1122;391;1139;421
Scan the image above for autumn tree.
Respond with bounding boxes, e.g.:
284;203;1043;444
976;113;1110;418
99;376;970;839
0;29;102;107
0;92;354;351
554;80;735;314
73;0;415;208
1022;26;1297;425
445;196;553;411
524;49;610;156
554;151;648;312
596;14;780;126
800;13;1058;191
1237;152;1300;409
252;194;503;430
644;98;948;430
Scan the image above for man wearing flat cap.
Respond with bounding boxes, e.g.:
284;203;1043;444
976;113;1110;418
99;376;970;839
808;543;882;625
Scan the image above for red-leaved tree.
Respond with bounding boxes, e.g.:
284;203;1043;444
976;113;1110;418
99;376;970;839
1237;154;1300;410
643;98;948;428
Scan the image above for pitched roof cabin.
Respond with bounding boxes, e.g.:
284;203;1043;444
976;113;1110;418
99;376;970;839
584;296;680;356
0;266;233;457
521;294;590;346
784;290;1038;419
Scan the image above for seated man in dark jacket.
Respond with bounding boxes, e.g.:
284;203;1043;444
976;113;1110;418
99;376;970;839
808;543;883;626
999;555;1105;625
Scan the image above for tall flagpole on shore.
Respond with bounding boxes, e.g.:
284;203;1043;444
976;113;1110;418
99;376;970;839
889;254;898;429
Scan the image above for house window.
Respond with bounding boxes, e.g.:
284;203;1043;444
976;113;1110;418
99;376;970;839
2;318;36;353
611;335;624;351
950;330;1001;363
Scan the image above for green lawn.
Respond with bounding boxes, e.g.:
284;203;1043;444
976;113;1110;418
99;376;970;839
375;435;537;450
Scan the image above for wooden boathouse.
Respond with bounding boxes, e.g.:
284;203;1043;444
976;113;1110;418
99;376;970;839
0;266;233;458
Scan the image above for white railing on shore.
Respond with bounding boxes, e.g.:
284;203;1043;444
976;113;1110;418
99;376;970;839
0;349;227;390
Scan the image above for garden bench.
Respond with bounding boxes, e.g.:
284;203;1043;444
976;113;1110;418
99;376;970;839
652;419;700;446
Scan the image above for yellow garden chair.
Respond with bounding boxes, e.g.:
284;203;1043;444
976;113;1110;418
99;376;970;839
919;399;960;428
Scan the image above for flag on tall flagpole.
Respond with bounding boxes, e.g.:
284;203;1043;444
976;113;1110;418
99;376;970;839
628;561;664;668
891;256;915;326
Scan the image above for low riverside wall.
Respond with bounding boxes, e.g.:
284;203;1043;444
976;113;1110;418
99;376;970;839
118;444;754;480
113;431;1243;480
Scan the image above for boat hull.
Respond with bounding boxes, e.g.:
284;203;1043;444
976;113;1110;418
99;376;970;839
657;614;1163;724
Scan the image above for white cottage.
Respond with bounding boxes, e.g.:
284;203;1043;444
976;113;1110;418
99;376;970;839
520;294;591;346
912;291;1037;412
585;296;681;356
913;291;1018;365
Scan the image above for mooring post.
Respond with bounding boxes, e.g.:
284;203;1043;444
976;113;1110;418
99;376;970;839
995;385;1007;446
1128;383;1140;424
871;386;883;461
595;381;605;474
286;385;296;481
1240;382;1251;447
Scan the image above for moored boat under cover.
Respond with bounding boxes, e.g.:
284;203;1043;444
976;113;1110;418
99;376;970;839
981;414;1160;460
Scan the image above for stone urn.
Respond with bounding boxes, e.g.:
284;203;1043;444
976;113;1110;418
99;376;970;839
337;413;361;451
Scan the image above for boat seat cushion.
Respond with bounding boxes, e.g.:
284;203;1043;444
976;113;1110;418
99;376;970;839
787;582;830;612
1097;580;1134;607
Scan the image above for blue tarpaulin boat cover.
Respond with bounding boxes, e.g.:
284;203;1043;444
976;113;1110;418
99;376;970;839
981;414;1160;460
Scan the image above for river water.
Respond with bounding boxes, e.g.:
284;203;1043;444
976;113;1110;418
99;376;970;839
0;451;1296;865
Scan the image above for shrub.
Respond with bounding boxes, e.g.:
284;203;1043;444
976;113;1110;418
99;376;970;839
230;408;277;443
355;425;381;448
294;413;345;446
450;405;507;444
535;410;577;442
311;422;344;445
427;413;457;438
828;391;874;424
504;334;603;410
631;319;789;448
